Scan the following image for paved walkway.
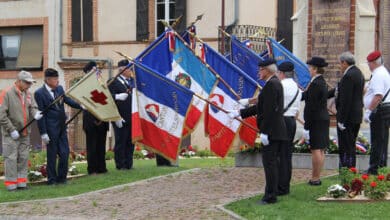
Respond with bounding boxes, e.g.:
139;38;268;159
0;168;337;220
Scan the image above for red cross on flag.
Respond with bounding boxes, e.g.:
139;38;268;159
67;70;121;122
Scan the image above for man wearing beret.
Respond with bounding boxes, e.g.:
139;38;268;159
275;61;302;195
82;61;109;175
363;50;390;175
108;59;135;170
235;58;288;204
328;52;364;169
0;71;43;191
34;68;82;185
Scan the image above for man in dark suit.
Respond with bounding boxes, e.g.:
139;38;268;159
82;61;109;174
236;58;288;205
108;59;134;170
34;68;82;185
328;52;364;168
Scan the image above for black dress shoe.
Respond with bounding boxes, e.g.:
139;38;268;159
257;199;276;205
277;191;289;196
308;179;322;186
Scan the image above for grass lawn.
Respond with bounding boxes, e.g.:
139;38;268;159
0;157;233;203
225;175;390;220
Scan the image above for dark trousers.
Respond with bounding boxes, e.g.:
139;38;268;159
262;140;283;203
46;132;69;184
156;154;172;166
113;123;134;169
85;129;107;174
337;123;360;168
278;117;296;194
368;112;389;174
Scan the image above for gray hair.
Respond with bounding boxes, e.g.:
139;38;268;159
265;64;277;73
374;56;384;65
339;51;355;65
284;71;294;78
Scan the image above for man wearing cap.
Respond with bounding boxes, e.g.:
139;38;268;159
234;58;288;204
82;61;109;175
108;59;135;170
34;68;82;185
363;51;390;175
0;71;43;191
328;52;365;169
275;61;302;195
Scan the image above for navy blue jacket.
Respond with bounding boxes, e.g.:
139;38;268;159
34;85;81;136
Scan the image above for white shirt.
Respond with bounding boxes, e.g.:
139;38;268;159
44;84;56;99
363;65;390;108
281;78;302;117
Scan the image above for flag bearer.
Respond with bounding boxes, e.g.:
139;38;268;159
0;71;42;191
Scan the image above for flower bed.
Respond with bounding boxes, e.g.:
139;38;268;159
235;133;374;169
318;167;390;202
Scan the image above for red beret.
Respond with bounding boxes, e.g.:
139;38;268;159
367;51;381;62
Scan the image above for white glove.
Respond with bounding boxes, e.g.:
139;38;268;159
227;110;240;119
41;133;50;144
10;130;20;140
260;133;269;146
337;122;346;131
238;98;249;107
115;118;125;128
115;93;129;101
80;104;86;110
34;110;43;120
364;109;371;123
303;129;310;141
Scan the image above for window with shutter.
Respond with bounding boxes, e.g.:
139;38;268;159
71;0;93;42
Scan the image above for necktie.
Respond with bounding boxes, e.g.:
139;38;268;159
52;89;58;99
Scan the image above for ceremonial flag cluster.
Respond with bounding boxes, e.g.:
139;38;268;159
136;31;217;135
131;63;194;161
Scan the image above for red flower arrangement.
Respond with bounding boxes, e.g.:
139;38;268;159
350;178;364;194
377;175;385;181
370;181;377;188
361;174;369;180
349;167;357;174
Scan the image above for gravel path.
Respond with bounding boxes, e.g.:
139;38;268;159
0;168;336;220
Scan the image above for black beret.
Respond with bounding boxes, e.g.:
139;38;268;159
306;56;328;67
83;61;97;74
277;61;294;72
44;68;59;77
258;58;276;67
118;59;129;67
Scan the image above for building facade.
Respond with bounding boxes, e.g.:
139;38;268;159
0;0;277;152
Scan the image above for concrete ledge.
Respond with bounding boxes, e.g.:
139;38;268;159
235;152;385;170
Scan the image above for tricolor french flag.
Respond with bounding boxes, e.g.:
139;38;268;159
131;62;194;161
137;31;217;135
203;43;259;156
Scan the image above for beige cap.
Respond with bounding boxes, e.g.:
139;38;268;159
18;70;36;83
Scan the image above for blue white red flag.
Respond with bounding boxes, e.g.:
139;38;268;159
230;35;265;87
136;31;217;135
355;142;367;154
267;37;311;89
131;62;193;161
203;43;259;156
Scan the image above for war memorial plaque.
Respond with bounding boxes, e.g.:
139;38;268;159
310;0;351;87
